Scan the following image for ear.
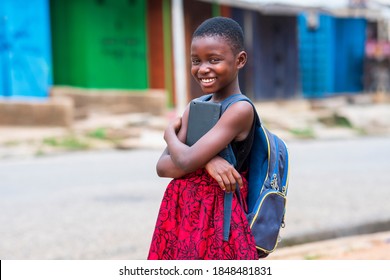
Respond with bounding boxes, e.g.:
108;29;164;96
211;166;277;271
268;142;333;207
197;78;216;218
236;51;247;70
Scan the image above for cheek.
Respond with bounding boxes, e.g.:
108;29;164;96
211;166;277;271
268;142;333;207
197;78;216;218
191;66;198;78
215;65;231;77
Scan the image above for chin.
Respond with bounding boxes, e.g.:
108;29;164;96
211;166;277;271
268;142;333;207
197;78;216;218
199;86;217;94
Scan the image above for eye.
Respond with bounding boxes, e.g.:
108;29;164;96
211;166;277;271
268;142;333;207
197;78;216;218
191;58;200;65
210;58;221;64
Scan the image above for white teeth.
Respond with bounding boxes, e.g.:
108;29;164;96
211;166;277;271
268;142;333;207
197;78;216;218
201;78;215;83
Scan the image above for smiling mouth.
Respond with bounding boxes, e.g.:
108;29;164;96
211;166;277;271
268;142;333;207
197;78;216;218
200;78;216;84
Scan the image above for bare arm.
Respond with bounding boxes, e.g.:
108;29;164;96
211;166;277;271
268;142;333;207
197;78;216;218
156;147;187;178
158;148;243;192
205;155;243;192
157;101;253;192
164;101;254;176
155;105;190;178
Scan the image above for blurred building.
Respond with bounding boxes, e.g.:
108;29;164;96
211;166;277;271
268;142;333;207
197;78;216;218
0;0;389;126
0;0;52;99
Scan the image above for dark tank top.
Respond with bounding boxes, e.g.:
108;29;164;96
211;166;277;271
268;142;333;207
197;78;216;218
231;111;256;172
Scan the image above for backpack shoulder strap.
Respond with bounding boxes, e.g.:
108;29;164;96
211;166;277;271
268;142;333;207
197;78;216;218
219;94;262;241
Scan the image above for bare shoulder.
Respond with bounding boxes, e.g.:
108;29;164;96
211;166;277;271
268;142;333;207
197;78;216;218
218;99;254;141
225;99;254;120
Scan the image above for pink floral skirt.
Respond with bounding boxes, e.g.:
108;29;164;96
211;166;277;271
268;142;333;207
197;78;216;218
147;168;258;260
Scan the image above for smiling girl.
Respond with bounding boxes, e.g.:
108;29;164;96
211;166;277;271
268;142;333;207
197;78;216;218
147;17;258;260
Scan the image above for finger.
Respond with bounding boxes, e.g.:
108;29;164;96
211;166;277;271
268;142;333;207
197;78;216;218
173;118;182;133
227;173;237;192
215;175;226;191
222;175;233;193
233;170;243;189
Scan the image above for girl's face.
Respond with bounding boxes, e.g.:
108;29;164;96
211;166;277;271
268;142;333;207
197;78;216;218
190;36;246;96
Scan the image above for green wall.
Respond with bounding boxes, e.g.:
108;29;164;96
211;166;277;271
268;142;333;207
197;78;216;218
50;0;148;89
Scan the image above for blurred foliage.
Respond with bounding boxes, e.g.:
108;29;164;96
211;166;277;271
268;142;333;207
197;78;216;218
42;135;90;150
87;128;107;140
318;114;353;128
289;127;315;139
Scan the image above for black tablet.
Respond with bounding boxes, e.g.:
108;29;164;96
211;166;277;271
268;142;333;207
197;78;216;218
186;100;221;146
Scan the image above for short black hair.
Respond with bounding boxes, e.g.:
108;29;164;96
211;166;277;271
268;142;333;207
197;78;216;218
192;17;244;55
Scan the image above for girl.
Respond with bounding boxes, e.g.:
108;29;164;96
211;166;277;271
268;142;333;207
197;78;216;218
148;17;258;260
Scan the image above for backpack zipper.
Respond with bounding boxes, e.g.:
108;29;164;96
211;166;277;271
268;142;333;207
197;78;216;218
271;135;280;192
281;139;289;195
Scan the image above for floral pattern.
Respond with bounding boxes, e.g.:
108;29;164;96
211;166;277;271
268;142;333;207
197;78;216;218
148;169;258;260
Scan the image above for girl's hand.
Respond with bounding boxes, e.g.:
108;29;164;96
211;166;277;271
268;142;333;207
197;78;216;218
164;117;182;142
205;156;243;193
170;117;182;134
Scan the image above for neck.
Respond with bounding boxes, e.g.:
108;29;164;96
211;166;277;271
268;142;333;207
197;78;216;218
211;92;241;103
212;89;242;102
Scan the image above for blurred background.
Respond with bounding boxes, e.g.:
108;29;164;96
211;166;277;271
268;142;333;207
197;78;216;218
1;0;390;260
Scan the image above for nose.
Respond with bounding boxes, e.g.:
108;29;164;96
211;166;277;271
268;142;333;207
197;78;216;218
198;62;210;75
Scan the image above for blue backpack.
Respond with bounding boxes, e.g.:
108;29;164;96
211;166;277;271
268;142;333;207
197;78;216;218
197;93;290;258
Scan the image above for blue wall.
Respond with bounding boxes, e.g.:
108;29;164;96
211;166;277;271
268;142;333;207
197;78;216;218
334;18;366;93
298;14;366;98
0;0;52;98
298;14;335;98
